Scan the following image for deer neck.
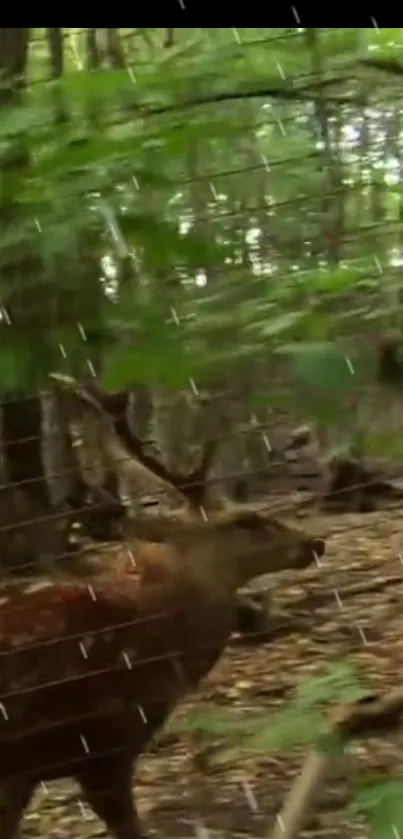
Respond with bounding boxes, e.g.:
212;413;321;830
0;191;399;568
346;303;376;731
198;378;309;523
174;529;248;599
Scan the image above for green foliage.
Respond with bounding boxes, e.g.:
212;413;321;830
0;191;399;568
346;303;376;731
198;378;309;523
1;26;400;403
277;342;357;394
350;777;403;839
0;28;402;836
171;662;384;832
174;661;367;754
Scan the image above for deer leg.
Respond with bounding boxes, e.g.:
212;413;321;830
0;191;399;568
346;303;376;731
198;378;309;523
78;758;143;839
0;779;35;839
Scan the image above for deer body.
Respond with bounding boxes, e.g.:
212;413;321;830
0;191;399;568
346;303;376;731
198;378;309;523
0;511;324;838
0;575;230;775
0;569;230;839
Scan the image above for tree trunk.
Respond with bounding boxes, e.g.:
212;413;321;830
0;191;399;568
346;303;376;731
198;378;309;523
0;31;74;571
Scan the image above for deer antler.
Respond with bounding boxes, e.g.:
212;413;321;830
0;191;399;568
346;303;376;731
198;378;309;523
52;374;220;511
82;379;219;510
50;374;219;513
50;374;179;511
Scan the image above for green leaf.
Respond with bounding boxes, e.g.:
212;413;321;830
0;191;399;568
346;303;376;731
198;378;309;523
102;326;194;391
0;340;40;389
295;661;368;708
246;310;304;339
277;342;357;395
364;28;403;53
0;101;50;140
306;266;367;294
351;777;403;839
57;70;137;107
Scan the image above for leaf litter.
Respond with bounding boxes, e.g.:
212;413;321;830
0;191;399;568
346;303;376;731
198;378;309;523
22;504;403;838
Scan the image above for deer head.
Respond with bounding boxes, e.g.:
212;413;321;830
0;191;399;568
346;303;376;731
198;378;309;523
163;506;325;595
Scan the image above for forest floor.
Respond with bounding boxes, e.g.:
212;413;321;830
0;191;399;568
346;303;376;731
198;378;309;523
22;504;403;838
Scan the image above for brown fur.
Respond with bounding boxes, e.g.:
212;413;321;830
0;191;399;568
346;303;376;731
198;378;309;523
0;510;324;838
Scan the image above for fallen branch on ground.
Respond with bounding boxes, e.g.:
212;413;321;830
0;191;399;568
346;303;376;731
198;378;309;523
269;687;403;839
293;574;403;612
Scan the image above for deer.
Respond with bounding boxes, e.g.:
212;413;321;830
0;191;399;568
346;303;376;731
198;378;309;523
0;373;330;838
0;501;324;839
50;374;325;634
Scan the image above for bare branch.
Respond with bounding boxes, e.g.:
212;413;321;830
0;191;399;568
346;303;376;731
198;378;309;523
270;750;333;839
269;687;403;839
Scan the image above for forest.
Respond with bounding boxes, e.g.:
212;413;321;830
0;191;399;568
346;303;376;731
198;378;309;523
1;26;403;839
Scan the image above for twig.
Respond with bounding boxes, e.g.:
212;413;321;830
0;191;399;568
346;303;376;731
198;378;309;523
269;687;403;839
270;750;333;839
294;574;403;612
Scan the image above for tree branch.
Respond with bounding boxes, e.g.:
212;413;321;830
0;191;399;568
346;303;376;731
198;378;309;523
269;688;403;839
